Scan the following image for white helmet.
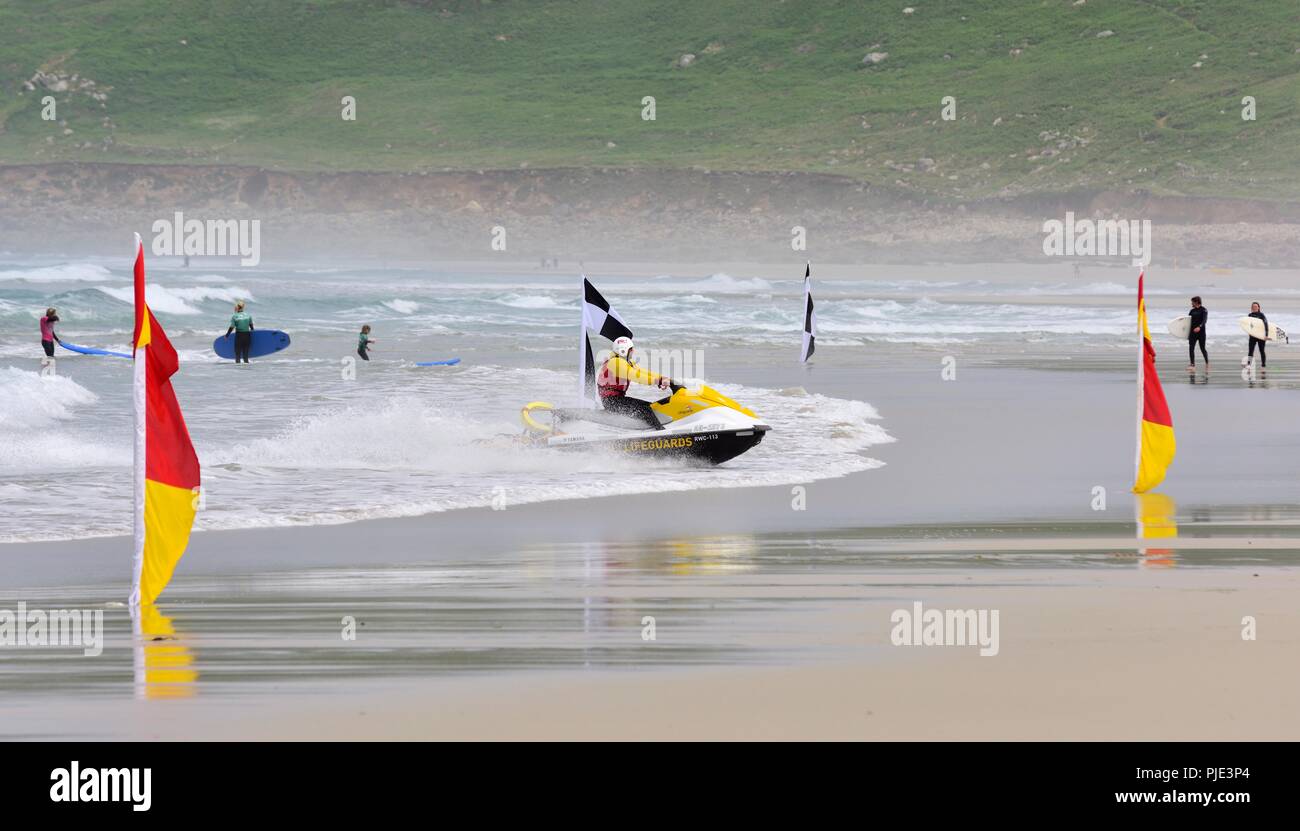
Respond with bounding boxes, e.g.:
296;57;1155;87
612;336;637;363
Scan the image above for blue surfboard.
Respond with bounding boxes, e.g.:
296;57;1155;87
416;358;461;367
59;341;131;359
213;329;291;360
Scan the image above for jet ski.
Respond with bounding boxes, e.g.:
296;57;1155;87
519;384;769;465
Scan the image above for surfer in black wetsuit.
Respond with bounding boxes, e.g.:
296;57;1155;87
1247;302;1268;368
1187;296;1208;371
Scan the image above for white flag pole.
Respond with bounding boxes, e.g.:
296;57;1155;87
129;232;146;610
1133;268;1144;489
577;274;589;408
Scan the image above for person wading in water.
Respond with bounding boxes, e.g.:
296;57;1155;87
225;301;255;363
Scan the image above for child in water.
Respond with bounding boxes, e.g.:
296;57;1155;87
357;325;374;361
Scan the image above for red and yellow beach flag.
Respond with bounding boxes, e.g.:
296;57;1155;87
1132;268;1175;493
129;233;200;606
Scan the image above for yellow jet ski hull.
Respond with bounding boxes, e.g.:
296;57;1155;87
520;386;768;466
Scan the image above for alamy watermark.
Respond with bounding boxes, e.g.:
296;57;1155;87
50;762;151;811
1043;211;1151;267
0;602;103;657
890;601;999;657
152;211;261;266
597;347;706;381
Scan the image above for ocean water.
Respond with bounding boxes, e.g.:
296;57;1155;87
0;260;897;543
1;257;1295;543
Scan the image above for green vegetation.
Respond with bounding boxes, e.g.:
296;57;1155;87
1;0;1297;199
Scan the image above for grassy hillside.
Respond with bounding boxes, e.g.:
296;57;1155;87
1;0;1298;199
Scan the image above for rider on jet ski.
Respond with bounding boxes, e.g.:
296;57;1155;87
598;336;676;430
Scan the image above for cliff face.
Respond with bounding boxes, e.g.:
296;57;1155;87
2;163;1299;266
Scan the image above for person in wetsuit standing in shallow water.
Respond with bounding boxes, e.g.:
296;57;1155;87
1246;302;1269;369
225;301;254;363
39;307;61;358
1187;296;1208;373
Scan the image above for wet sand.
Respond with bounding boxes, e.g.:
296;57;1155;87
186;568;1300;741
4;563;1296;740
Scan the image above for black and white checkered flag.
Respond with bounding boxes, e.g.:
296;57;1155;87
800;263;816;363
583;277;633;342
579;277;634;405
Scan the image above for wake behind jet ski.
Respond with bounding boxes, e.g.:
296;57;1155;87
519;336;769;465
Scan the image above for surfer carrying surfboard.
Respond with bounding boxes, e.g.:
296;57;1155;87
39;307;61;357
1247;302;1269;368
224;301;255;364
1187;296;1208;371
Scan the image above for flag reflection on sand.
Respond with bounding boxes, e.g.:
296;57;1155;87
133;604;198;699
1136;492;1178;568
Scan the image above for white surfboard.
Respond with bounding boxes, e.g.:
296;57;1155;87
1238;316;1288;342
1167;315;1192;339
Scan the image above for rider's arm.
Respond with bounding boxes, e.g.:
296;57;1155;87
621;358;664;387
